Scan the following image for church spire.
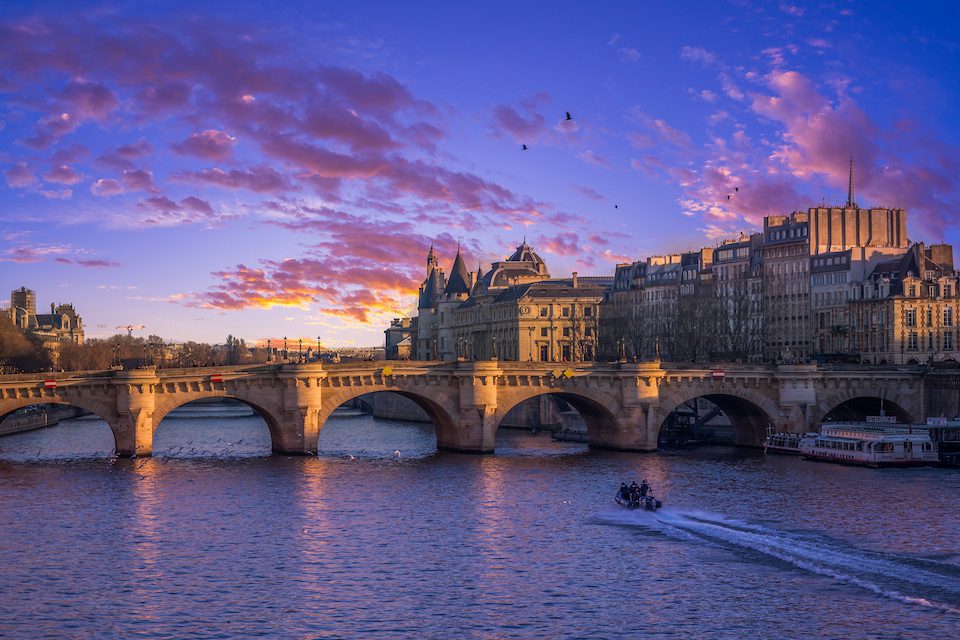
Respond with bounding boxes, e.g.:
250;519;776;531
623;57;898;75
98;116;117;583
846;154;856;208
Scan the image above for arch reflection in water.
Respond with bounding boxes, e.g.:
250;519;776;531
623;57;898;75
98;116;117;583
153;398;272;458
317;392;438;460
494;393;590;456
0;403;115;461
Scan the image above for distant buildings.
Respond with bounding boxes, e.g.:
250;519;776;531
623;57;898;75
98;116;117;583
5;286;85;364
391;159;959;366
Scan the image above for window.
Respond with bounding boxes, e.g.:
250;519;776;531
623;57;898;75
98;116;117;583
540;307;548;317
927;308;933;326
945;332;954;350
562;327;570;337
945;308;953;327
562;307;570;317
562;345;571;361
905;309;917;327
540;327;548;337
929;333;934;349
540;345;549;361
585;327;593;337
909;285;917;297
584;306;593;317
908;332;918;350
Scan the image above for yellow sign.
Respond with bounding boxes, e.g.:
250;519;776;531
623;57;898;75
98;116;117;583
382;366;393;376
563;369;574;378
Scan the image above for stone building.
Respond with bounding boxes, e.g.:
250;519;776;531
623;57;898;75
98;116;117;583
5;287;85;365
713;234;764;361
384;317;413;360
849;243;959;364
810;246;906;357
761;211;812;361
409;241;610;362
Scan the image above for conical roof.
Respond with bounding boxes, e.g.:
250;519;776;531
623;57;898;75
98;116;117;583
445;249;471;296
471;262;487;296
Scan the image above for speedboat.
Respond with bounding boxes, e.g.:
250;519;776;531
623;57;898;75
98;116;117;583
615;488;663;511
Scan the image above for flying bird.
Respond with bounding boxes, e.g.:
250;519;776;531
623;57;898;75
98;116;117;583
565;112;573;121
521;144;528;151
726;195;731;200
735;187;740;192
614;205;619;209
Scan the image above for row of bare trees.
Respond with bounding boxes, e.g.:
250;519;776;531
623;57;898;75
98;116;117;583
0;314;268;373
598;280;762;363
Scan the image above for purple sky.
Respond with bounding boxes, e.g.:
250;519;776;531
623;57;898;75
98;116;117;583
2;1;960;346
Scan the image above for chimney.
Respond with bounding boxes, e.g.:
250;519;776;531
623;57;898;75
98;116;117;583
572;272;579;287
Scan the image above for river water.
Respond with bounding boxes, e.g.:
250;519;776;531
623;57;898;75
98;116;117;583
1;404;958;639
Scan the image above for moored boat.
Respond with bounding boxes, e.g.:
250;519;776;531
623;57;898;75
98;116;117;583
799;422;938;467
763;430;818;455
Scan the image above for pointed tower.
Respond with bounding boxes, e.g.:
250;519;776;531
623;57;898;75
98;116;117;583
846;154;857;208
426;243;438;276
444;248;472;298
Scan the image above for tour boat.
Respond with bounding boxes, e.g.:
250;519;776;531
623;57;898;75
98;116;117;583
763;431;818;455
799;422;939;467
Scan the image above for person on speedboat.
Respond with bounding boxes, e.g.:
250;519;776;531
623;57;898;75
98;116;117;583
639;479;650;497
618;483;630;501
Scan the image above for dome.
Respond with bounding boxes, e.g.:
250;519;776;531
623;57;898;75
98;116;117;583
507;241;546;269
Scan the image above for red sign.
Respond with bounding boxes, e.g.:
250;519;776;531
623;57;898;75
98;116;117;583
712;369;726;379
210;374;223;383
43;379;57;389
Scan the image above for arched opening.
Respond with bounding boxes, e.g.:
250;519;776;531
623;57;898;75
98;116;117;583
494;391;619;455
152;398;277;458
0;402;116;461
317;391;447;460
658;394;774;448
821;397;912;424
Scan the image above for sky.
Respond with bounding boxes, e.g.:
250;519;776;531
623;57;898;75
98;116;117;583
2;0;960;346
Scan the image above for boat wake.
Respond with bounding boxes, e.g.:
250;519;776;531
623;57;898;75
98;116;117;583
597;507;960;615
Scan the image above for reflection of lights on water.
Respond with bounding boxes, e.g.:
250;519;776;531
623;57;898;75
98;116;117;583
128;458;164;622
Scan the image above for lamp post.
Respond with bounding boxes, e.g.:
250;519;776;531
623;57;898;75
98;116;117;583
299;338;303;363
283;336;288;361
492;335;498;360
267;339;272;363
317;336;321;362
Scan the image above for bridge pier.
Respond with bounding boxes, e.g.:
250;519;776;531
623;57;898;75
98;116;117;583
113;369;159;457
272;365;325;455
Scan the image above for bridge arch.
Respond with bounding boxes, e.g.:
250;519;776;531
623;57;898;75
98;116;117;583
316;385;459;449
0;396;122;453
491;386;624;446
815;395;914;425
656;386;779;447
152;392;285;451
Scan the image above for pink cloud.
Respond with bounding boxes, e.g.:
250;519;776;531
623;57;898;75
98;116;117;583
572;185;605;201
121;168;158;192
172;129;237;160
53;257;120;268
4;162;37;188
172;166;293;193
90;178;123;196
536;232;581;257
96;139;152;170
45;164;82;185
492;104;549;143
137;194;218;224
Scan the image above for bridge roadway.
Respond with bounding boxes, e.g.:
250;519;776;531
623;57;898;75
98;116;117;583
0;360;926;457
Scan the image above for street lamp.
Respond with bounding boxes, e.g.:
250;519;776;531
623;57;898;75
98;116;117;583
299;338;303;363
283;336;288;361
267;339;272;363
317;336;321;361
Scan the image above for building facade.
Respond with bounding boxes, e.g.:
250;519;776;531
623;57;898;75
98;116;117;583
407;241;610;362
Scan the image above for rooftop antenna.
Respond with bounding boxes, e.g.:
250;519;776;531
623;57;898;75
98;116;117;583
846;154;856;208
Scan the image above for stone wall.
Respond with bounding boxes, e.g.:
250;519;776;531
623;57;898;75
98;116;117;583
925;371;960;419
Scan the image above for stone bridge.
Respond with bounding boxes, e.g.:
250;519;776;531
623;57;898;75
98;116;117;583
0;360;928;456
